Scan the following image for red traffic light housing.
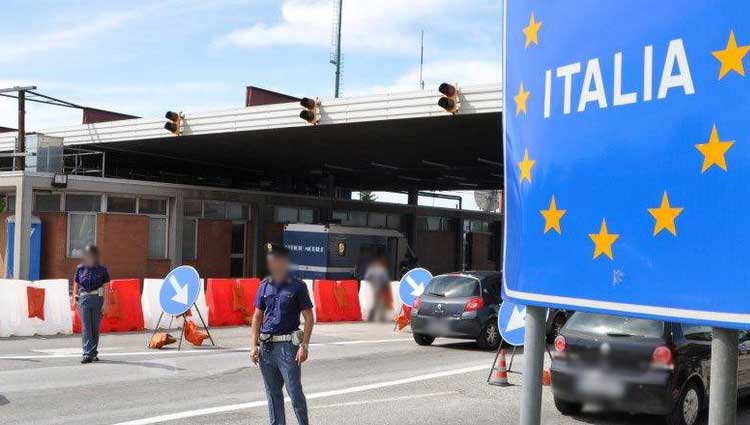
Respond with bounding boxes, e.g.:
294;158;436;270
438;83;460;114
299;97;320;125
164;111;184;136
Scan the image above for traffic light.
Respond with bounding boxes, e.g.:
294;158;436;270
299;97;320;125
164;111;184;135
438;83;460;114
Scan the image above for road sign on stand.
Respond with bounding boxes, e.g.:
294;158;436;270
398;268;432;307
159;266;201;316
151;265;214;350
504;1;750;330
498;301;527;347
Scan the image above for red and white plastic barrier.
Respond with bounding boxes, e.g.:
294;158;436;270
313;280;362;322
141;278;208;330
73;279;144;333
0;279;72;336
206;278;261;326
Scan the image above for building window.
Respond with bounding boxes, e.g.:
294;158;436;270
204;201;226;219
368;213;386;228
148;217;168;258
106;196;136;213
34;193;62;212
68;213;96;257
332;211;347;223
227;203;249;220
139;198;167;215
350;212;367;226
386;214;401;230
184;199;203;217
5;195;15;213
298;208;314;224
65;194;101;212
182;218;197;260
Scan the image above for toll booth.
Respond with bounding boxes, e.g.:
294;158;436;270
283;223;406;280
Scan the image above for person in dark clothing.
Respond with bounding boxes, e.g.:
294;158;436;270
71;244;110;364
251;243;314;425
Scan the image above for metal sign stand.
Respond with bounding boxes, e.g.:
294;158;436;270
708;328;738;425
519;306;546;425
506;344;552;374
149;303;215;351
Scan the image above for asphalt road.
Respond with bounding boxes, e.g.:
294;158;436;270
1;323;749;425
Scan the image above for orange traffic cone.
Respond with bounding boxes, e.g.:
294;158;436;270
542;369;552;386
488;349;511;387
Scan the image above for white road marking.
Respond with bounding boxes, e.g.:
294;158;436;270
31;347;125;355
0;338;413;360
112;364;487;425
310;391;459;409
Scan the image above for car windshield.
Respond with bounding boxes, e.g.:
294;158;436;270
427;275;479;298
564;312;664;338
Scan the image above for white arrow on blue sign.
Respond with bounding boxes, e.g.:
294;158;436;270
398;268;432;307
159;265;201;316
498;301;527;347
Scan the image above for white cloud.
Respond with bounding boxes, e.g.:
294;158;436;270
0;11;136;62
216;0;454;55
350;59;501;95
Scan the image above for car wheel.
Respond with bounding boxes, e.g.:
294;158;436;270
477;321;501;351
547;313;567;343
666;381;703;425
413;333;435;346
554;396;582;416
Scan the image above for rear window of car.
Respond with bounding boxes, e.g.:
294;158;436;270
564;312;664;338
427;275;480;298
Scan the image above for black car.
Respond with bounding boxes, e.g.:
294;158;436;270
551;312;750;425
410;271;502;350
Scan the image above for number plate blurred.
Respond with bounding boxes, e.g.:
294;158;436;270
576;370;625;398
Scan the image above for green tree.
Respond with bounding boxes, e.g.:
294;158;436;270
359;191;377;202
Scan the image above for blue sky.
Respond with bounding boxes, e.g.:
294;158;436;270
0;0;502;130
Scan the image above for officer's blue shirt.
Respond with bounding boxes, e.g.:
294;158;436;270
74;264;110;293
255;276;313;335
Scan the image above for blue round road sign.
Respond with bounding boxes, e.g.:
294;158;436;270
498;301;527;347
159;265;201;316
398;268;433;307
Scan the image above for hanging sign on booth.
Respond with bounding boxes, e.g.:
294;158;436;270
159;265;201;316
398;268;433;307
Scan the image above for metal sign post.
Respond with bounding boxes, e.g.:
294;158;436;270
520;306;545;425
708;328;738;425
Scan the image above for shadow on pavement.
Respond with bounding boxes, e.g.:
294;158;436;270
98;359;187;372
0;395;9;406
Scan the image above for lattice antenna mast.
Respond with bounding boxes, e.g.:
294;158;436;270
329;0;343;97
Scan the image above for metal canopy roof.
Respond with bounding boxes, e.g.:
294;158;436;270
0;84;503;191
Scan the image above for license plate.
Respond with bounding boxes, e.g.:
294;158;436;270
576;371;625;398
427;320;449;334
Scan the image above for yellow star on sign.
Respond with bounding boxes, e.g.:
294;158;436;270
695;125;734;173
517;149;535;183
522;13;542;48
647;192;684;236
514;82;530;116
540;196;566;234
712;31;750;79
589;219;619;260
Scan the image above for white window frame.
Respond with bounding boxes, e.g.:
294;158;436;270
103;194;138;215
139;197;169;259
182;217;199;260
67;212;98;258
33;192;63;212
63;192;103;213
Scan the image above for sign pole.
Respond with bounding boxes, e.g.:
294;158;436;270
520;306;545;425
708;328;738;425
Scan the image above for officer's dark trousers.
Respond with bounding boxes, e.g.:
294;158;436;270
78;294;103;359
259;341;309;425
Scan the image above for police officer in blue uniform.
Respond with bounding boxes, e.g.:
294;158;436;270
251;243;314;425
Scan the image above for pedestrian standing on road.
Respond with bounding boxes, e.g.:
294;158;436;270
251;243;314;425
364;256;392;322
71;244;110;364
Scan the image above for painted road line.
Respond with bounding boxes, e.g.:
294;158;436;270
0;338;413;360
310;391;460;409
112;364;487;425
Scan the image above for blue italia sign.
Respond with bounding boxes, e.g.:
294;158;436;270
503;1;750;329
